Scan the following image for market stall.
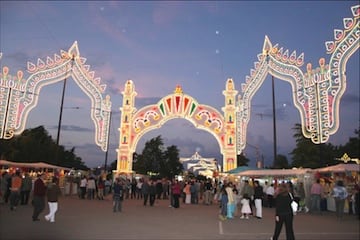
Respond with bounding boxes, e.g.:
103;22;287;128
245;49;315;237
234;168;315;207
0;160;74;195
315;163;359;212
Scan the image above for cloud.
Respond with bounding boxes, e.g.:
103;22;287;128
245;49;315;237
74;143;108;167
47;125;93;132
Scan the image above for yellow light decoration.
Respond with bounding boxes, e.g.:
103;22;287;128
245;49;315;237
116;78;237;173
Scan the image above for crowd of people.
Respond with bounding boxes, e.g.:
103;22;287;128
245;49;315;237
1;169;359;239
0;171;62;222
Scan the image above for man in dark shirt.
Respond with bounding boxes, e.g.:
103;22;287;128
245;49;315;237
32;173;47;221
254;180;264;219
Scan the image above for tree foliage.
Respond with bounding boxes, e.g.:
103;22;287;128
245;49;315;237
237;153;250;166
290;123;359;168
133;135;183;178
0;126;88;170
273;154;289;169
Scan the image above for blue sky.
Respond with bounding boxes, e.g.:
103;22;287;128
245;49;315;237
1;1;359;168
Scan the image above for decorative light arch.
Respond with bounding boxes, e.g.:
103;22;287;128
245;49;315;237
117;79;238;173
0;42;111;151
237;5;359;152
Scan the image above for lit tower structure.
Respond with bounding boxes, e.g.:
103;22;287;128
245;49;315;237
117;80;137;173
222;78;238;171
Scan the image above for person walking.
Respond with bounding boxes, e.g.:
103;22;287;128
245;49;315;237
112;178;124;212
86;176;96;200
32;173;47;221
331;180;348;219
20;173;32;205
1;172;11;204
149;180;156;206
171;180;181;208
204;179;213;205
183;181;191;204
79;176;87;199
44;177;61;223
241;180;254;214
253;180;263;219
310;179;323;214
270;183;295;240
296;182;308;212
225;182;235;219
218;185;228;221
266;183;275;208
9;171;22;211
97;177;105;200
136;179;143;199
142;179;150;206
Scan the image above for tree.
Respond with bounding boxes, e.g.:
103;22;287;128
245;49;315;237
237;153;250;166
133;135;183;178
290;123;326;168
337;128;360;160
273;154;289;169
162;145;183;179
0;125;88;169
289;124;358;168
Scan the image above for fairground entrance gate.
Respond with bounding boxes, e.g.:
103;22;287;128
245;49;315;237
0;5;358;174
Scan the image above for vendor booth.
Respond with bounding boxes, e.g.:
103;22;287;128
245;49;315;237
0;160;75;195
315;163;359;212
234;168;314;208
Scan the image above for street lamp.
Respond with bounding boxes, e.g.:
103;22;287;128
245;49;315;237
55;56;74;162
271;75;277;168
104;110;112;172
246;141;263;168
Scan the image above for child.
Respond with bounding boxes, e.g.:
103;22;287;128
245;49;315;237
240;193;252;219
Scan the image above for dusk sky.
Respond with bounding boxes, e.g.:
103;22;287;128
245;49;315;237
1;1;359;168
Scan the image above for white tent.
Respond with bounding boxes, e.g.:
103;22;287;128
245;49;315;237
237;168;313;177
315;163;359;173
0;160;72;171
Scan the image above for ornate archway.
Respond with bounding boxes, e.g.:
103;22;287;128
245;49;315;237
1;5;357;173
117;5;359;174
237;5;359;150
0;42;111;151
117;79;238;173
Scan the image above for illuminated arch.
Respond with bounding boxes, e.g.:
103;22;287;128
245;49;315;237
237;5;359;152
0;42;111;151
117;80;238;173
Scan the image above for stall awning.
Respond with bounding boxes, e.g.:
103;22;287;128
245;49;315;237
315;163;359;173
237;168;313;177
225;166;257;174
0;160;72;171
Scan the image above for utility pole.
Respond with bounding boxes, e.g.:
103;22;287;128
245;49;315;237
272;75;277;168
104;110;112;172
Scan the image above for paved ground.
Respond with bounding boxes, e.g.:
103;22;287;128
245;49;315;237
0;195;359;240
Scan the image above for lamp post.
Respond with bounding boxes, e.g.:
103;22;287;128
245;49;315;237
271;75;278;168
104;110;112;173
55;56;74;163
246;141;262;168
